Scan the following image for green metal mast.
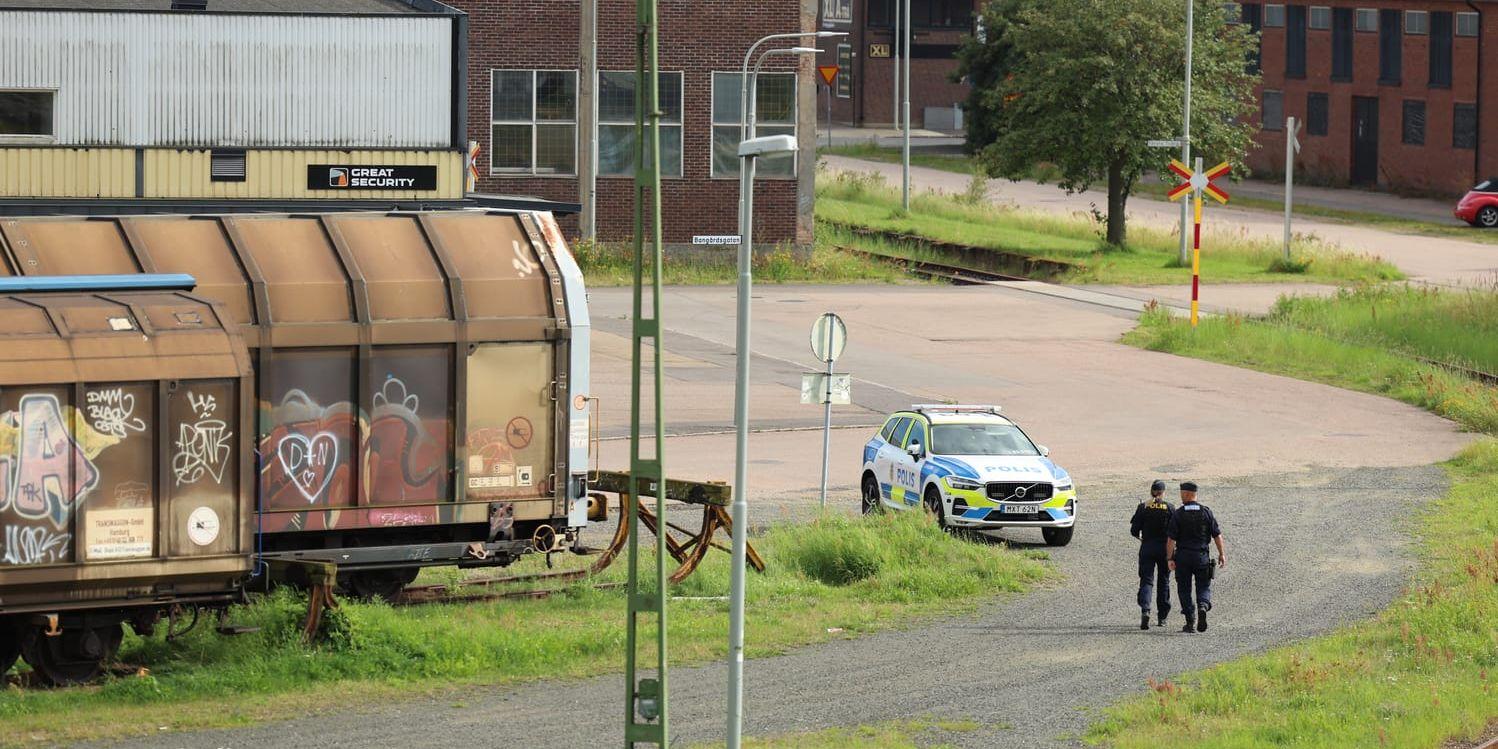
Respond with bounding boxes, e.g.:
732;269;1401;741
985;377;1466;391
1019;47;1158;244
624;0;667;746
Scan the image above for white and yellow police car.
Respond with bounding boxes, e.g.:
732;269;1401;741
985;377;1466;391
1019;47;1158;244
860;404;1077;546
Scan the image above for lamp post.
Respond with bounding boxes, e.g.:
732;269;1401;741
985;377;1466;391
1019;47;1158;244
727;31;841;749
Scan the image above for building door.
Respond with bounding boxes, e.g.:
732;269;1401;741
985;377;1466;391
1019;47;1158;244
1351;97;1379;186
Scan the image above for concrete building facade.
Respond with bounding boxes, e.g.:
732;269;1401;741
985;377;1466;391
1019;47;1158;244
453;0;818;250
1244;0;1495;195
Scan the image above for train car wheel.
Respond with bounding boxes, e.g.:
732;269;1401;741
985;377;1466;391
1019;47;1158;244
345;568;418;603
21;624;123;687
0;619;19;675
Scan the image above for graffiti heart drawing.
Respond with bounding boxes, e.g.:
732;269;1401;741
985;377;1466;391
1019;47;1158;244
276;432;339;504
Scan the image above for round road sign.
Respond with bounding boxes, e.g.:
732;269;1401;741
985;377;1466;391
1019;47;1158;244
810;312;847;363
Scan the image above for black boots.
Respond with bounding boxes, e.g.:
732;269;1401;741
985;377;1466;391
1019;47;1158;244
1158;609;1169;627
1197;610;1208;632
1141;613;1150;630
1181;620;1195;633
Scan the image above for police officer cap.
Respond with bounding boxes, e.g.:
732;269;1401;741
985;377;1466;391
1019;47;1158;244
1180;481;1199;492
1150;479;1166;492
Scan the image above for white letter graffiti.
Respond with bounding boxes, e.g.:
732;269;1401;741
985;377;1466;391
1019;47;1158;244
512;240;538;277
0;394;100;529
188;392;217;420
2;526;72;566
173;422;232;486
85;388;147;439
276;432;339;503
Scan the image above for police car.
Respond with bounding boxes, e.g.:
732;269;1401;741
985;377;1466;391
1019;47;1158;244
860;405;1077;546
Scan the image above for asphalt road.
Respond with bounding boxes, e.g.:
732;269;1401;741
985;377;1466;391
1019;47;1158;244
97;284;1475;749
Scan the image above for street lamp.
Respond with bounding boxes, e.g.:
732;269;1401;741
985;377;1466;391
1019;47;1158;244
727;30;843;749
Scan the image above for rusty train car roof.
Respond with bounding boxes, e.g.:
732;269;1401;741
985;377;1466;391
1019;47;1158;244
0;209;573;349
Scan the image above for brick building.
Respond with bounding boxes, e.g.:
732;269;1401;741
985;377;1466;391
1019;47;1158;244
815;0;978;130
1244;1;1495;196
453;0;817;249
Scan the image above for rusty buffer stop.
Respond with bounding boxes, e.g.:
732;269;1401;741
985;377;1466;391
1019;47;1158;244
0;209;594;683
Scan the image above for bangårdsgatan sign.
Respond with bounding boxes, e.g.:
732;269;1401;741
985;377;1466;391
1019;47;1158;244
308;164;438;191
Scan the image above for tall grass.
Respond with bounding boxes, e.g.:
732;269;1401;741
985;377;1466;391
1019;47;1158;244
571;237;912;286
815;170;1404;286
1126;304;1498;435
1087;441;1498;749
1270;284;1498;372
0;511;1047;745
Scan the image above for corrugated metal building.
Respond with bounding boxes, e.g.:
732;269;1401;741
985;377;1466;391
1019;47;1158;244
0;0;472;206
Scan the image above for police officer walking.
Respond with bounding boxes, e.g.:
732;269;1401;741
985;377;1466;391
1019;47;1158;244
1129;479;1173;630
1165;481;1227;633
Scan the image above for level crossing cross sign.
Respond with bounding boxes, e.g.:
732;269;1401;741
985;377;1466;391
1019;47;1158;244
1165;158;1231;328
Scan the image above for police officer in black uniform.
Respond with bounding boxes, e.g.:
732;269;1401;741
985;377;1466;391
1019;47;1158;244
1129;479;1173;630
1166;481;1227;633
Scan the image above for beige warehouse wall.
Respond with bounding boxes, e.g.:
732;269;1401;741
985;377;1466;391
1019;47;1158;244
0;149;135;198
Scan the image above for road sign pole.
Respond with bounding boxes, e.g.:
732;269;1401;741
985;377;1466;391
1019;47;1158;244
901;0;911;212
826;84;833;149
818;330;834;510
1192;156;1203;328
1283;115;1296;261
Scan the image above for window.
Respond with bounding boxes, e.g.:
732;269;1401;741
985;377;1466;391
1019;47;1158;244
1243;3;1263;73
1379;9;1402;84
1286;5;1308;77
905;419;928;452
1224;2;1241;24
1405;10;1428;35
597;71;683;178
0;90;54;138
1309;6;1330;30
711;72;797;179
822;0;851;23
209;149;247;182
879;418;900;442
1454;103;1477;150
1401;100;1426;145
1264;3;1286;27
1430;12;1453;88
489;70;577;176
1457;12;1479;37
888;417;914;446
1332;8;1354;81
836;44;853;99
868;0;973;29
1355;7;1377;32
1307;92;1329;136
1263;90;1284;131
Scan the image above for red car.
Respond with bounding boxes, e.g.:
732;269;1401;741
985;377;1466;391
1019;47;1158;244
1456;177;1498;228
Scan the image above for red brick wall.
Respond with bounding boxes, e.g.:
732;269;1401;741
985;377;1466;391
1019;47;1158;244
817;0;977;128
456;0;806;246
1247;0;1492;196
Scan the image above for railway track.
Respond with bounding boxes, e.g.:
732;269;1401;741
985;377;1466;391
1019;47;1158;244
395;568;624;607
835;245;1031;284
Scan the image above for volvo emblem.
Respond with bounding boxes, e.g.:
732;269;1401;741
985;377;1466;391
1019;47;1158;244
1014;486;1027;499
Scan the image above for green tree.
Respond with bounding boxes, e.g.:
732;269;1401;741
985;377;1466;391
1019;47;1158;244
968;0;1259;246
952;0;1032;154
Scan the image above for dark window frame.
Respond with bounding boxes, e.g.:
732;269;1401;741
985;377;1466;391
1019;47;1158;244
1306;92;1329;136
1401;100;1426;146
1263;90;1285;131
1286;5;1308;78
1378;8;1402;85
0;89;56;140
1429;11;1453;88
1331;7;1354;81
1453;103;1477;150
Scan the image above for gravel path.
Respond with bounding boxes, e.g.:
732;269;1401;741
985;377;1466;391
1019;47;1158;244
105;463;1443;749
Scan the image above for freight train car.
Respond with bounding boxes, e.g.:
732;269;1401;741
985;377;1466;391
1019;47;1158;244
0;209;593;683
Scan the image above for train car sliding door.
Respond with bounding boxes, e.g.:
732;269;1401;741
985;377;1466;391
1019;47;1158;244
464;343;554;510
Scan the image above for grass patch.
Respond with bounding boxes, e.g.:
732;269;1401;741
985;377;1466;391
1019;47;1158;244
1123;292;1498;434
1086;440;1498;749
571;238;912;286
819;142;979;176
702;717;985;749
0;511;1048;746
815;170;1402;286
1268;284;1498;373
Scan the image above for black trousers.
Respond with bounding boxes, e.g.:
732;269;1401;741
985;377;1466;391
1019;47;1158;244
1174;549;1214;620
1137;546;1170;616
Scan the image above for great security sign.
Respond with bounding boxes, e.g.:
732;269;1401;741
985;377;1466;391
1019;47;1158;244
308;165;438;191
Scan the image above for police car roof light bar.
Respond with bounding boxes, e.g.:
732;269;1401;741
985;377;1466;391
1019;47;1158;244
911;404;1002;415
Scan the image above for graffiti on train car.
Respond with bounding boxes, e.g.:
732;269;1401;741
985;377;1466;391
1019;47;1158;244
259;376;446;531
0;393;121;566
173;390;234;486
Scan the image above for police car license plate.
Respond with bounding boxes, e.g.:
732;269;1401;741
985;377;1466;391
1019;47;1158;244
1001;505;1036;515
